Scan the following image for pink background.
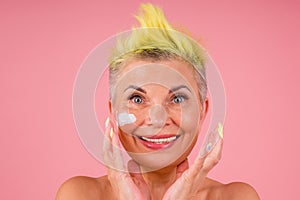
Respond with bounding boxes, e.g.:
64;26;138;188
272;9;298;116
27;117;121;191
1;0;299;199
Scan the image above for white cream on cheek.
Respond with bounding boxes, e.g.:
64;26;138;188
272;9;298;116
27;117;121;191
117;112;137;126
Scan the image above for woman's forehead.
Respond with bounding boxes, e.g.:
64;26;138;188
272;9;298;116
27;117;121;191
121;58;194;73
116;59;197;89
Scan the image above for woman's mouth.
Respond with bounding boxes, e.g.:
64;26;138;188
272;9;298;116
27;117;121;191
136;134;181;150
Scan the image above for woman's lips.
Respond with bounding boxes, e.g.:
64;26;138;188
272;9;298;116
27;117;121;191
136;134;181;150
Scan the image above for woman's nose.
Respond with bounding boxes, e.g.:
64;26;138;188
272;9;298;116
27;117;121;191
148;105;168;128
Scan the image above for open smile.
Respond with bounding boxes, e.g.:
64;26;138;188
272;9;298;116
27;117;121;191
136;134;181;150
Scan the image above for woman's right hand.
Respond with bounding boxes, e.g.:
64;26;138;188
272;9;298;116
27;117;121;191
102;118;150;200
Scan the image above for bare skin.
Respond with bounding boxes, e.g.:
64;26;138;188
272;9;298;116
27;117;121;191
56;119;259;200
56;59;260;200
56;175;260;200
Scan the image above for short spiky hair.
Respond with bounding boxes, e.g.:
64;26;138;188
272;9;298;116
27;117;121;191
109;3;207;103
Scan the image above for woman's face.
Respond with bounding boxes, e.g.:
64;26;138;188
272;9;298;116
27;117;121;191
110;58;208;170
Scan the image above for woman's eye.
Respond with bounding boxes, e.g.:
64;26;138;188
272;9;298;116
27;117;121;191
172;95;186;104
130;95;144;104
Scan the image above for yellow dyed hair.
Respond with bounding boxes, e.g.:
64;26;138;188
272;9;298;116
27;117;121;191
109;3;206;69
109;3;207;102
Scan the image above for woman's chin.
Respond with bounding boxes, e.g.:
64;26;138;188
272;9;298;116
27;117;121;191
127;151;186;172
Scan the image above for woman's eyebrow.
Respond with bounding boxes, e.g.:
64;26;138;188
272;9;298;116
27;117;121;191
124;85;147;94
169;85;191;93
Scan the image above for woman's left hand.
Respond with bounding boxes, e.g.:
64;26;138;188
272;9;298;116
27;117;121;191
162;139;223;200
102;119;151;200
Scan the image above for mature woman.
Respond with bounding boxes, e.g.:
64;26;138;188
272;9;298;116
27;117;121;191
57;4;260;200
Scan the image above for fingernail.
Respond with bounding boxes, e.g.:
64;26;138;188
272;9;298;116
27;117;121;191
218;122;224;139
206;142;213;152
110;128;114;138
105;117;110;128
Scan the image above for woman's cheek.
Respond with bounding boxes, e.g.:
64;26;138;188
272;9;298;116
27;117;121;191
181;108;201;133
133;110;149;125
116;108;150;136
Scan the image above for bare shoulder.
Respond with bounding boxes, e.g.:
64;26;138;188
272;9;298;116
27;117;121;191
56;176;112;200
211;181;260;200
223;182;260;200
200;178;260;200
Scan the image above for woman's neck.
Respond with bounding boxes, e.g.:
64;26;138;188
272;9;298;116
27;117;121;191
141;165;177;200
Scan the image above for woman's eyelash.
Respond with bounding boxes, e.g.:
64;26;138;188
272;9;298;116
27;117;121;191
127;93;143;100
172;93;189;100
170;93;189;104
126;93;189;104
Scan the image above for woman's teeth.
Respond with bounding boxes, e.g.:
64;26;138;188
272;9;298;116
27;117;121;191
139;136;178;144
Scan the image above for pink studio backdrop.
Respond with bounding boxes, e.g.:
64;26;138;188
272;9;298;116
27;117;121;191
1;0;299;199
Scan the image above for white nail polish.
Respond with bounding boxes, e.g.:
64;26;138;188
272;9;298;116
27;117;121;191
110;128;114;138
105;117;110;128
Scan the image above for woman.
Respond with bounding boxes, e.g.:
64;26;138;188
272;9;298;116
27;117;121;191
57;4;260;200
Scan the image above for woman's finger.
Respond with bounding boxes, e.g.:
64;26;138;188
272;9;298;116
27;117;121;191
102;118;112;166
202;139;223;172
110;127;126;170
102;117;124;170
188;139;223;182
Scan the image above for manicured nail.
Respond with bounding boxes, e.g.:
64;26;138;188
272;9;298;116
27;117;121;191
206;142;212;152
110;128;114;138
105;117;110;128
218;122;224;139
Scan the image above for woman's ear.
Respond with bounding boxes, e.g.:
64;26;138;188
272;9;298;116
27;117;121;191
108;100;113;115
108;100;117;128
200;97;209;122
108;100;115;121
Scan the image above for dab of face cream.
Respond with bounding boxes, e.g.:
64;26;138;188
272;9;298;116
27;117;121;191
117;112;137;126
